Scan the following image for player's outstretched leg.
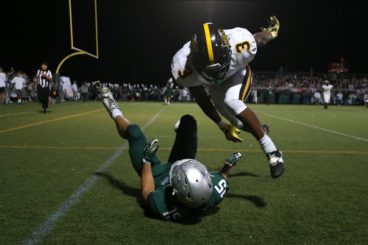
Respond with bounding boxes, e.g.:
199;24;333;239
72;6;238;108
238;108;284;178
100;87;160;174
242;123;270;135
168;114;198;163
100;86;130;138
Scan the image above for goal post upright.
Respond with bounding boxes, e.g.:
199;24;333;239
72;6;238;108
55;0;99;103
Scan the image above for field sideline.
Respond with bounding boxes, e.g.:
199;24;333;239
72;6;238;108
1;102;368;244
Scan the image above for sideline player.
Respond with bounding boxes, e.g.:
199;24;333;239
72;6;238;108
322;80;333;109
164;77;174;105
171;16;284;178
100;87;242;221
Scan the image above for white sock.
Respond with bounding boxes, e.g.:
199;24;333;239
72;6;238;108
259;134;277;155
111;108;123;119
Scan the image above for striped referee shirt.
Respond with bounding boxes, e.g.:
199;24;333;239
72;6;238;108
37;69;52;88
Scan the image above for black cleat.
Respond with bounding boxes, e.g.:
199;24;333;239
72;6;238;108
267;150;284;178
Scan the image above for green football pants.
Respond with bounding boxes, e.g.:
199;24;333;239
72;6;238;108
127;114;198;175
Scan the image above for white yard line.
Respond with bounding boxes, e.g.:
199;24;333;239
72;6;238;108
22;107;166;245
256;111;368;143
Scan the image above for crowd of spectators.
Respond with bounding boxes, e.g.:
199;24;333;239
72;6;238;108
1;65;367;107
0;66;37;105
57;80;193;103
251;71;368;105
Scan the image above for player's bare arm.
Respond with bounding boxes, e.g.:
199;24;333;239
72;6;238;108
188;85;222;124
253;31;274;47
189;86;243;142
140;139;159;202
140;161;155;202
253;16;280;47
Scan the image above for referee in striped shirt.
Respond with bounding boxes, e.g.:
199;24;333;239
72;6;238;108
36;62;53;113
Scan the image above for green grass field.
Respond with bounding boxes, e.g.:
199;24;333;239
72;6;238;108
1;102;368;244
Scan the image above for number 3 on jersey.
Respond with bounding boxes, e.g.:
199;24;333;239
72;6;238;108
236;41;250;53
214;179;228;198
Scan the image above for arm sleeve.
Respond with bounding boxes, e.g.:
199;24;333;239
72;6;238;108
146;190;169;219
147;189;183;220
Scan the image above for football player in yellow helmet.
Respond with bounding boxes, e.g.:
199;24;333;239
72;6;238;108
171;16;283;178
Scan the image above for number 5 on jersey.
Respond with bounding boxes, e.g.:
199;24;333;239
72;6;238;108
214;179;228;198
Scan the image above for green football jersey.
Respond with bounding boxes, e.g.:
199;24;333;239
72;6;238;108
147;164;228;220
205;172;229;211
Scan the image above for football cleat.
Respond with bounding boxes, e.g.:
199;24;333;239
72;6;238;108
267;150;284;178
100;87;119;117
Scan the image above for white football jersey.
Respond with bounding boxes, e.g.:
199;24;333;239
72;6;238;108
0;72;7;87
11;76;26;90
171;27;257;87
322;84;333;96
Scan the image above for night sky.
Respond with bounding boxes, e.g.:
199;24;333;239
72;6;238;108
0;1;366;84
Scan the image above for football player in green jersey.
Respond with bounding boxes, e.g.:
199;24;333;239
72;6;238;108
100;87;242;221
